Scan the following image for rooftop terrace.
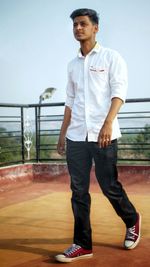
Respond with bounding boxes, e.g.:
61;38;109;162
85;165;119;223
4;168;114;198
0;163;149;267
0;99;150;266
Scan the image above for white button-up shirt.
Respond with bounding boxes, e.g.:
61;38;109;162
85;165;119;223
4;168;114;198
65;43;128;142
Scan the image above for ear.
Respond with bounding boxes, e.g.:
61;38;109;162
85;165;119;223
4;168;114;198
94;24;99;33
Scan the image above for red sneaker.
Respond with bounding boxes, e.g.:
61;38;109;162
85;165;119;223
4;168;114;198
55;244;93;263
124;213;141;249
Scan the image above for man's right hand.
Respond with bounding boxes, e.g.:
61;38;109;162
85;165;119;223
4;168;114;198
56;106;71;155
57;135;66;155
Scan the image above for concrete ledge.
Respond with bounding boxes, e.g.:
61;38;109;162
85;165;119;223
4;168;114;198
118;165;150;185
0;163;150;192
0;163;68;192
32;163;68;182
0;164;33;192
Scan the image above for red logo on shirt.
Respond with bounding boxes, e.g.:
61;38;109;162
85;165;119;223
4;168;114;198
90;66;105;72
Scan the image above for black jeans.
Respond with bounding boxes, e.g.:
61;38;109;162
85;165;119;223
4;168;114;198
66;138;137;250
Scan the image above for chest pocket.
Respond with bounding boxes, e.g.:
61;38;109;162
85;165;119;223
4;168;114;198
89;66;108;83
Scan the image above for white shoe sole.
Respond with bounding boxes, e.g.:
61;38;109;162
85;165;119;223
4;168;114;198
124;213;141;250
55;253;93;263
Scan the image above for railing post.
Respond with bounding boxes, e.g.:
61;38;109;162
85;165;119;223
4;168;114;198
21;107;25;163
38;105;41;161
35;106;39;162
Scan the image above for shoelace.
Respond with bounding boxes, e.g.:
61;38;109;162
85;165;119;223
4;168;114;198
64;244;81;256
126;225;138;240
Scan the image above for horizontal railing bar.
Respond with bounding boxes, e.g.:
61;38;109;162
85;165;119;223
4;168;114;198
119;111;150;114
118;116;150;119
40;129;60;132
122;132;150;135
0;103;29;108
0;98;149;108
0;145;21;149
39;149;57;151
39;146;57;149
120;129;150;130
0;135;22;139
0;130;21;133
0;116;21;118
118;158;150;161
29;102;65;107
118;148;150;151
38;158;66;161
38;146;150;150
125;98;150;103
39;119;63;122
39;134;59;137
40;115;64;118
0;102;65;108
0;120;21;123
118;143;150;145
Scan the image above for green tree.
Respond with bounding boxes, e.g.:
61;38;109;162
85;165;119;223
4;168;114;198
0;127;22;164
135;124;150;158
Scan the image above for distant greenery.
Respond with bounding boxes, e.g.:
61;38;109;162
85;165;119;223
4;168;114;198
31;134;60;160
118;124;150;161
0;127;22;163
0;127;63;164
0;124;150;165
135;124;150;158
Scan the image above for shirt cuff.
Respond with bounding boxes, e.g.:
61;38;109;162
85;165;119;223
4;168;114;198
65;97;74;109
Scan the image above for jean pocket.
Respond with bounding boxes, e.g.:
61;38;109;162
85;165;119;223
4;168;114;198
94;140;117;162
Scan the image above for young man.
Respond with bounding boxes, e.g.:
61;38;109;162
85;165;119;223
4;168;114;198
55;8;141;263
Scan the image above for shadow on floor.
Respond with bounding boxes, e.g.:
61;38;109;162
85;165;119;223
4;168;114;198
0;237;123;256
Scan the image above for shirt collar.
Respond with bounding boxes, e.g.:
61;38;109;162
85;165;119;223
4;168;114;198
78;42;101;58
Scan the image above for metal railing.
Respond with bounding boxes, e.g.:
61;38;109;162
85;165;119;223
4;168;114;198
0;98;150;167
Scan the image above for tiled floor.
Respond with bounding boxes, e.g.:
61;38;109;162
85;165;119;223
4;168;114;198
0;174;149;267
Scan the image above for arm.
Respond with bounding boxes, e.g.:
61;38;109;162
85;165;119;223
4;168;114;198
57;61;75;155
98;97;123;148
57;106;71;155
98;51;128;148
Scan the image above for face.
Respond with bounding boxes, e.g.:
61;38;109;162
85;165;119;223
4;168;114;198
73;16;98;42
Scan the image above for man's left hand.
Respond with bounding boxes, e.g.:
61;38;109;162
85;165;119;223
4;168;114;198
98;121;112;148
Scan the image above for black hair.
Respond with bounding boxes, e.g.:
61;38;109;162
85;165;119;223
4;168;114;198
70;8;99;25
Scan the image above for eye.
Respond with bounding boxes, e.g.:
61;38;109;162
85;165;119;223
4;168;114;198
80;22;87;27
73;21;88;28
73;22;78;28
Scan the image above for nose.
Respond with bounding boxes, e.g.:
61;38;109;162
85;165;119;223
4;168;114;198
77;24;82;30
74;23;82;31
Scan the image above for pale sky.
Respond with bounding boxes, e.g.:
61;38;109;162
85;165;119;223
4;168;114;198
0;0;150;105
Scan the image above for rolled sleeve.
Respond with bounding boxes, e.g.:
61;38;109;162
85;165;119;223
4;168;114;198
65;81;75;109
110;52;128;103
65;64;75;109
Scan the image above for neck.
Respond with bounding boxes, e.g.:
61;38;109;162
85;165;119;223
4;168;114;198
80;39;96;56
